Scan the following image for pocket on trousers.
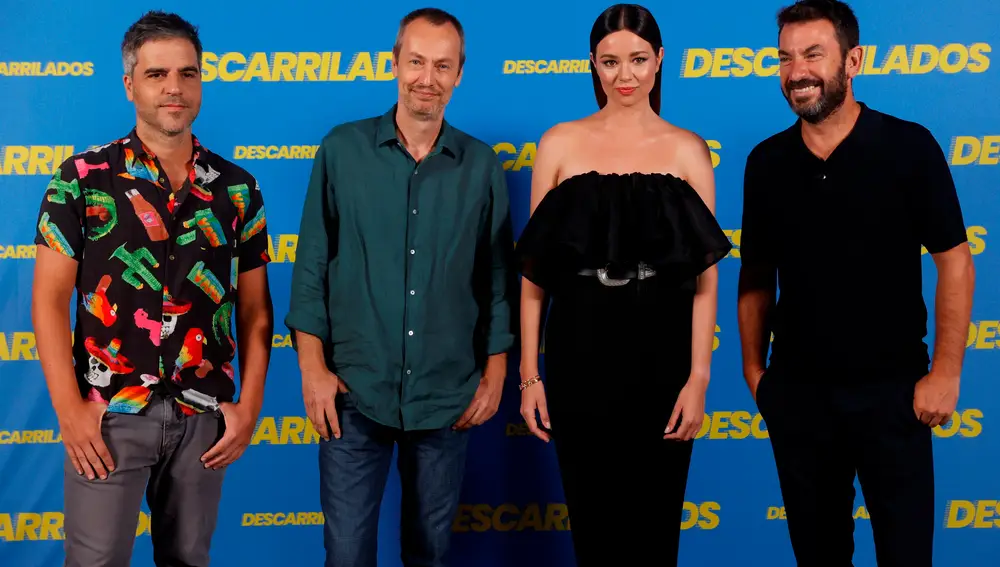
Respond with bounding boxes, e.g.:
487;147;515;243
755;369;771;412
99;410;114;437
213;408;227;445
898;382;929;431
336;388;360;411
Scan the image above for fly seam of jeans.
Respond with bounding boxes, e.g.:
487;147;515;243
159;396;168;457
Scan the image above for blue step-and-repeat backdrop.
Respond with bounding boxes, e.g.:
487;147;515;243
1;1;998;566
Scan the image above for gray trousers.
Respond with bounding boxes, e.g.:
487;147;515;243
63;393;226;567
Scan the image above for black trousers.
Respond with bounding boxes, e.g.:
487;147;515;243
756;367;935;567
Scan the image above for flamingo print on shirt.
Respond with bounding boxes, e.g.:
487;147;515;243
133;309;162;346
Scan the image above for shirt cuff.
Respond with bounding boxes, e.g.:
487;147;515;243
487;331;515;356
34;229;79;261
284;311;329;346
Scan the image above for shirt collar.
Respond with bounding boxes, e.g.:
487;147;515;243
122;127;219;189
375;104;459;159
791;101;877;161
124;127;208;163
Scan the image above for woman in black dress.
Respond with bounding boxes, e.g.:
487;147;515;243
514;4;732;565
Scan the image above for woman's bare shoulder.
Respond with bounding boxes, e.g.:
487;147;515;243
654;120;714;171
538;117;594;149
656;119;709;149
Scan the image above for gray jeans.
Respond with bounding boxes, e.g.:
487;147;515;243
63;394;227;567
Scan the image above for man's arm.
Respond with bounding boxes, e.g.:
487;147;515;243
928;245;974;380
483;160;516;367
234;177;274;414
284;140;346;440
32;163;115;480
234;267;273;413
735;151;777;398
737;274;776;389
911;126;975;427
203;177;273;469
286;141;334;354
33;247;83;415
453;160;515;430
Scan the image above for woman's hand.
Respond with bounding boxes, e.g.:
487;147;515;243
520;378;551;443
664;377;707;441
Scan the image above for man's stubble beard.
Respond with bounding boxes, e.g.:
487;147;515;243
784;64;849;125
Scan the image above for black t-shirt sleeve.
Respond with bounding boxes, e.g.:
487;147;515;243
739;147;774;267
912;126;968;254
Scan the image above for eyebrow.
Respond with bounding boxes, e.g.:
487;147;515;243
407;51;455;64
144;65;199;75
778;44;824;56
601;50;651;58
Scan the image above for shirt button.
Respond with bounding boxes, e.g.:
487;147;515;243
408;330;414;336
410;290;415;295
406;369;412;375
169;254;175;260
410;249;415;255
412;209;417;215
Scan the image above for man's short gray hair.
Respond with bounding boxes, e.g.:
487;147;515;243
121;11;202;76
392;8;466;69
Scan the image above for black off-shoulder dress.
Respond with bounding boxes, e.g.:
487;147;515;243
515;171;732;564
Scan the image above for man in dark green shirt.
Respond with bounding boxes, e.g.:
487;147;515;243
284;8;515;566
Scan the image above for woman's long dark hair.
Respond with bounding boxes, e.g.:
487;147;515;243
590;4;663;115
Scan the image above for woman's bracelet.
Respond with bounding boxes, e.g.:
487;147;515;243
519;374;541;391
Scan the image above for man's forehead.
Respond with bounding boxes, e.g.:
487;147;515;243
780;23;838;49
136;44;198;66
137;39;197;57
401;20;459;44
780;20;836;40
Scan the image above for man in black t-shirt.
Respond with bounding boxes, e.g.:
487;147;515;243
737;1;975;565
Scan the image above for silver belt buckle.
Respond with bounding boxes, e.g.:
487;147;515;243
638;262;656;280
595;263;656;287
596;264;630;287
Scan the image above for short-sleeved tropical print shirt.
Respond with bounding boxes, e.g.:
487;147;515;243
33;128;270;416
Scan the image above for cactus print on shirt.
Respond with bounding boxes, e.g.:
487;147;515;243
33;129;271;416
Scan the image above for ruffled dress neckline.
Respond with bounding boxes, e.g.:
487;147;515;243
514;170;733;290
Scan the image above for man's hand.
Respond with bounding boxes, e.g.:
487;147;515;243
913;372;959;427
454;362;505;430
59;399;113;480
302;367;348;441
201;401;259;469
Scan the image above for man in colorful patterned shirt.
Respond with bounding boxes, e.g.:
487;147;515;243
30;11;274;566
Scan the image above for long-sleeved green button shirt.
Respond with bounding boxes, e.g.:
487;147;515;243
285;105;516;431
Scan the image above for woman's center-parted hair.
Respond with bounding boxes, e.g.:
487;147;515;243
589;4;664;115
